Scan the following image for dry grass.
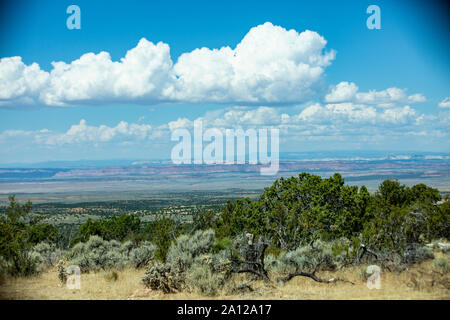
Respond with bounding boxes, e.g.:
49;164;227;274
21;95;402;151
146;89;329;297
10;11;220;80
0;268;144;300
1;253;449;300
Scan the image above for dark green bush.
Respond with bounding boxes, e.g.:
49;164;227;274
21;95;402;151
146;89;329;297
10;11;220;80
144;215;182;262
74;214;141;244
212;237;232;253
0;196;41;276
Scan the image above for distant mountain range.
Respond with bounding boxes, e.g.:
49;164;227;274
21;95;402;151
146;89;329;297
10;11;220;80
1;151;449;204
1;151;449;169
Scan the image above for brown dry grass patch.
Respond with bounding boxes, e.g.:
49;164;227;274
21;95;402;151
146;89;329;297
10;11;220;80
1;253;449;300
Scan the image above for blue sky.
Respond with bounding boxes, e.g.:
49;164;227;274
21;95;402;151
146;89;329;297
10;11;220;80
0;0;449;163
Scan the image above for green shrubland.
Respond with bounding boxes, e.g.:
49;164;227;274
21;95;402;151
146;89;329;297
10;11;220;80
1;173;448;297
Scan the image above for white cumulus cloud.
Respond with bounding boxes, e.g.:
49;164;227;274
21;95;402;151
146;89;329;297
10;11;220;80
0;57;49;106
0;22;335;107
173;22;335;104
438;97;450;108
324;81;426;106
296;103;377;124
378;105;417;124
42;119;152;145
41;39;175;106
324;82;359;103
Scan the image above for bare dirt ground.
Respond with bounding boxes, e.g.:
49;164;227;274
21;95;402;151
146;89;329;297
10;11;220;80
1;253;449;300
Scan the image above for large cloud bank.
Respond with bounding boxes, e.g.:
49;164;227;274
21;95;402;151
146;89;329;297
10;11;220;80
0;22;336;107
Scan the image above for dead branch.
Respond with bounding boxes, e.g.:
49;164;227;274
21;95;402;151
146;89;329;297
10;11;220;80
357;244;379;263
230;233;271;282
233;267;270;281
276;272;354;286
